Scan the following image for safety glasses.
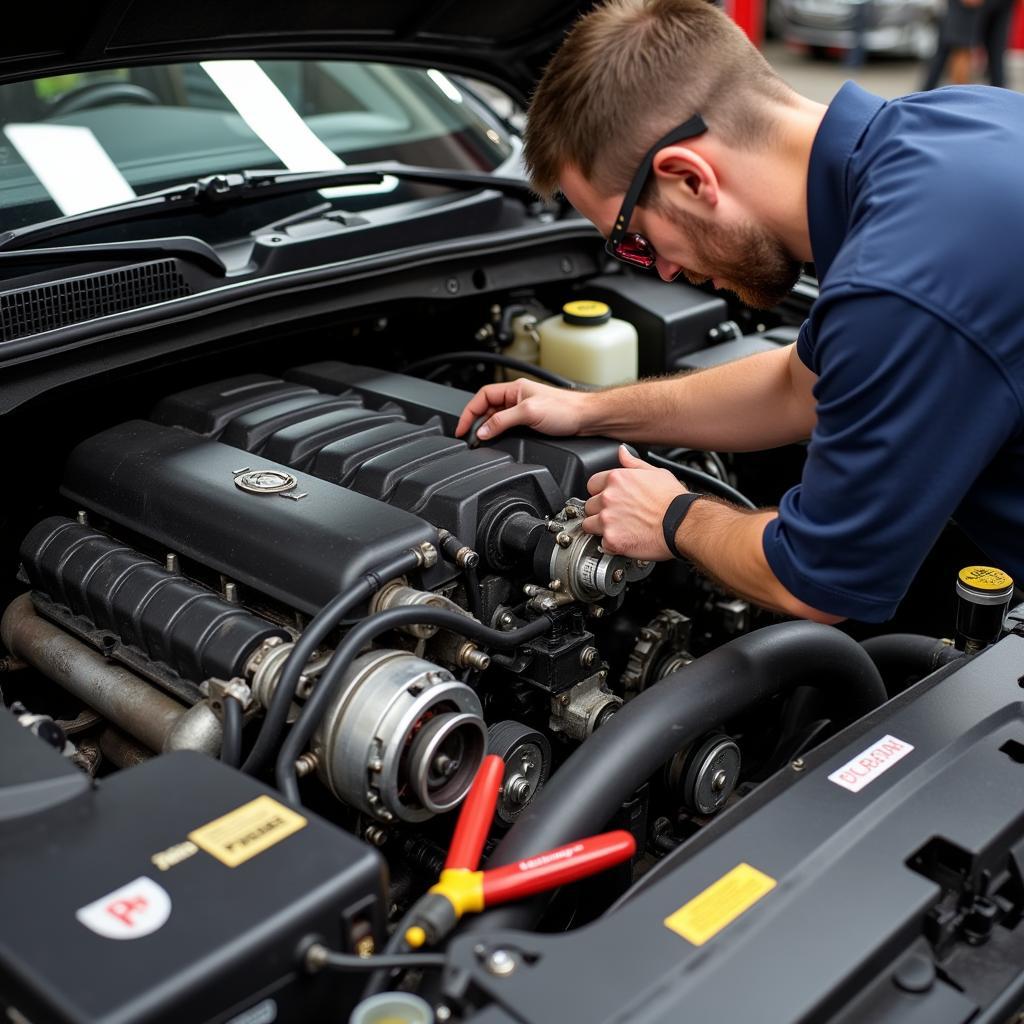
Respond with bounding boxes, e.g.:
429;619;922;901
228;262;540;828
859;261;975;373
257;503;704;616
605;113;708;270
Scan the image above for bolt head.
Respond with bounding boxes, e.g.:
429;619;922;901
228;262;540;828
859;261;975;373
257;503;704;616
485;949;517;976
791;757;805;772
556;532;572;548
612;568;625;584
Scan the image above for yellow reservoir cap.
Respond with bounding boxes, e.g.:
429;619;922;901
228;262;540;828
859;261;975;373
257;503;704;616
958;566;1014;593
562;300;611;326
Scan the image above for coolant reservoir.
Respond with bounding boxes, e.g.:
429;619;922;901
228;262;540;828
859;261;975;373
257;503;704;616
538;300;638;387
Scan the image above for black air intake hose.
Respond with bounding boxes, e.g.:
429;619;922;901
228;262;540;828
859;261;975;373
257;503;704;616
859;633;962;695
470;620;887;934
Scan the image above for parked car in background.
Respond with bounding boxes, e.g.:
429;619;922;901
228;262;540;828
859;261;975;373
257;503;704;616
770;0;942;57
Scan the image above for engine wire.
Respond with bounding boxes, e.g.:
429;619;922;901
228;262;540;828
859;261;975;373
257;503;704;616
307;943;447;973
241;548;423;775
404;350;576;389
219;694;244;768
646;451;757;510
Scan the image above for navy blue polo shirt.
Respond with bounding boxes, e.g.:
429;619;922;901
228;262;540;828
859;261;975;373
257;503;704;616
761;82;1024;622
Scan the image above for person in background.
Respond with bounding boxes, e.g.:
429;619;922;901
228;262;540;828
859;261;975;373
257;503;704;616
923;0;1016;88
922;0;984;88
977;0;1017;87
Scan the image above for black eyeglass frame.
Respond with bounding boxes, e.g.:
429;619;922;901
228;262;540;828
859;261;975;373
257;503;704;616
605;113;709;265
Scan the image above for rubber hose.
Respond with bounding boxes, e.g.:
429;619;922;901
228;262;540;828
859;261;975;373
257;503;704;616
220;694;244;768
275;609;552;802
608;650;969;916
646;452;757;510
241;549;422;775
860;633;962;696
470;620;887;934
405;351;575;389
361;905;423;998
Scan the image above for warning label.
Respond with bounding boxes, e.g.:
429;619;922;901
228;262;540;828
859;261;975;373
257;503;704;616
189;796;306;868
664;863;776;947
76;876;171;940
827;734;914;794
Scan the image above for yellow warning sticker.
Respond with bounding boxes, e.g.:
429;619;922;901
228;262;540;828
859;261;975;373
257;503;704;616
188;796;306;868
664;863;776;946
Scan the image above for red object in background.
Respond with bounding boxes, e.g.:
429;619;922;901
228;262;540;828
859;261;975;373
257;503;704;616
1012;0;1024;49
725;0;764;47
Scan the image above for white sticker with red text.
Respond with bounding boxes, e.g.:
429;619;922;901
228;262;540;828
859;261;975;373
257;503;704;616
827;734;915;793
75;876;171;939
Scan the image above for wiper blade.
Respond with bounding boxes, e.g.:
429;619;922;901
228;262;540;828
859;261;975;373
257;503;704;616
0;163;538;254
0;236;226;275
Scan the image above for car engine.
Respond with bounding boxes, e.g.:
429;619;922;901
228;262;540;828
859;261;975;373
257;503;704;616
13;361;667;818
3;339;1009;1024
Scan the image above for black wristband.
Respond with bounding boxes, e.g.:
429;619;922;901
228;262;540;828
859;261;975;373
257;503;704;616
662;493;704;559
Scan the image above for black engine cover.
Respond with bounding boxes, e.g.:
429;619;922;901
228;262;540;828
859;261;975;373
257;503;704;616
152;363;623;559
60;420;437;615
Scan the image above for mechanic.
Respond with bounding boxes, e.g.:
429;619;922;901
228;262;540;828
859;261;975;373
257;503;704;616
455;0;1024;625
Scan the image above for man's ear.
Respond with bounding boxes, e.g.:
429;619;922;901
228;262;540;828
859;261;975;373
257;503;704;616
651;144;719;208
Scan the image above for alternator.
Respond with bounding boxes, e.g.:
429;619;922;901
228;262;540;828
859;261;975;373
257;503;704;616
313;650;486;823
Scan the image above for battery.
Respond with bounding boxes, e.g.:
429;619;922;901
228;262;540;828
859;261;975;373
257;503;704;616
0;729;385;1024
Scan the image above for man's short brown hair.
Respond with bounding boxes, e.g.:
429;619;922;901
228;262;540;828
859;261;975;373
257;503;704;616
524;0;793;200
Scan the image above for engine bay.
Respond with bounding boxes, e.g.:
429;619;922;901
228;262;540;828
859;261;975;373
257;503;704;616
0;274;1017;1024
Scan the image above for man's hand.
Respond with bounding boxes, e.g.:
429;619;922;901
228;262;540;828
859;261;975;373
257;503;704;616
454;379;591;441
582;446;686;560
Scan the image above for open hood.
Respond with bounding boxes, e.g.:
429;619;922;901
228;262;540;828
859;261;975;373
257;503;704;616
2;0;593;103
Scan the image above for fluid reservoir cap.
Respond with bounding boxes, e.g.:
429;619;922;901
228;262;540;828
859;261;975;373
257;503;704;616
350;992;433;1024
562;300;611;326
957;565;1014;605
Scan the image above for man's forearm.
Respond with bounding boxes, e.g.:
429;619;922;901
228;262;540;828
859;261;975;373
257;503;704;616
578;345;817;451
676;500;843;624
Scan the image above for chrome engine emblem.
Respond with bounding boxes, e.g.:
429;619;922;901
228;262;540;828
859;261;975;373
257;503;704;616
233;467;303;497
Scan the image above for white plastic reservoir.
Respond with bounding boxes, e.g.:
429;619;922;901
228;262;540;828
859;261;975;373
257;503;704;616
537;300;638;387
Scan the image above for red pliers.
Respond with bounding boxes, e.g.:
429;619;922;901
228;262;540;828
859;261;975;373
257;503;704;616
402;754;636;949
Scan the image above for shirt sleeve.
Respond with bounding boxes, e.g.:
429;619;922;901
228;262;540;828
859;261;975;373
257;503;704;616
795;317;814;369
762;290;1019;622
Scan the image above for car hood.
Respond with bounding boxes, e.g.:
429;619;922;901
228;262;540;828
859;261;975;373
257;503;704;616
1;0;592;103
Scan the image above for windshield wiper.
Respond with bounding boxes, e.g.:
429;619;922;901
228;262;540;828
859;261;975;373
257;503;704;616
0;163;539;253
0;236;226;275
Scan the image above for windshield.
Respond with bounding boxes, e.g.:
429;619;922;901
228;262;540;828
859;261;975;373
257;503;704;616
0;60;517;233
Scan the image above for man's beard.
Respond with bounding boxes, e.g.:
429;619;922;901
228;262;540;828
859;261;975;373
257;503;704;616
660;202;802;310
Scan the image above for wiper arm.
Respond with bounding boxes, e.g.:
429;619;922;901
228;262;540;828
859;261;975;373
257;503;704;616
0;236;226;275
0;163;539;254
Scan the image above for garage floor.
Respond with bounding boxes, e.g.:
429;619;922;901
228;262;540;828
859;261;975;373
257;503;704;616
763;39;1024;101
